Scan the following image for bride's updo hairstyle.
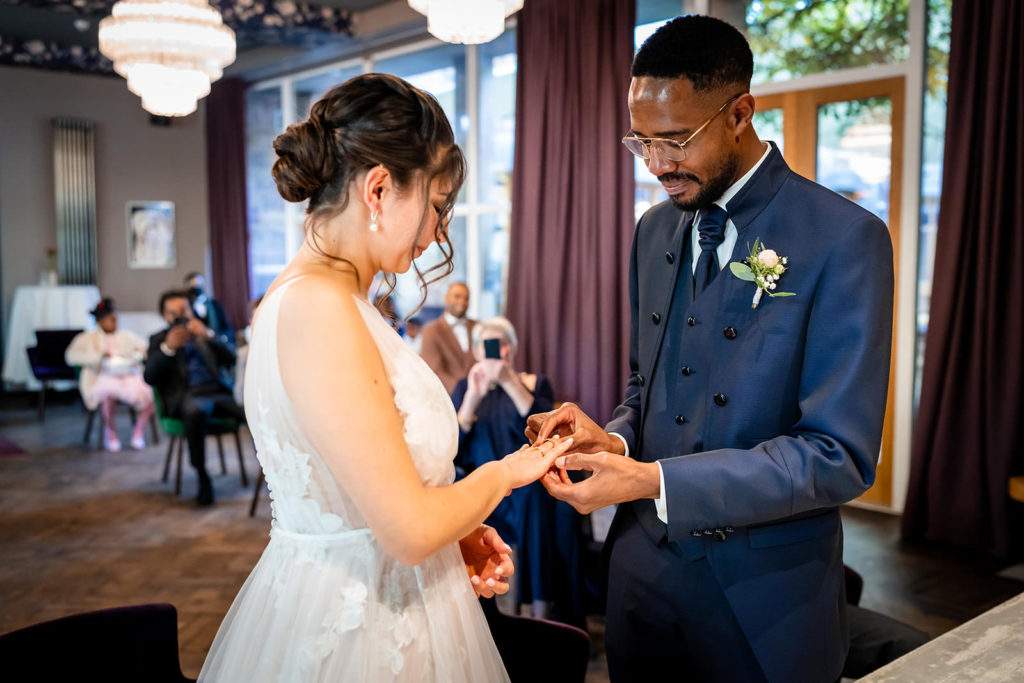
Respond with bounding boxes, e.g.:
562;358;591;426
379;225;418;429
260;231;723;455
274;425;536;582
271;73;466;308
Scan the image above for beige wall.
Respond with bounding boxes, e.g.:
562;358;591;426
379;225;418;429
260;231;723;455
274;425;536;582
0;65;209;348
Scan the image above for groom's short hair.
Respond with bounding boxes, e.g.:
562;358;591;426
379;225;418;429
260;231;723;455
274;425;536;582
632;15;753;93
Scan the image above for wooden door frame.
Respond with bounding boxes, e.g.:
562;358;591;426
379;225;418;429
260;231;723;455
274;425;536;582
755;77;905;508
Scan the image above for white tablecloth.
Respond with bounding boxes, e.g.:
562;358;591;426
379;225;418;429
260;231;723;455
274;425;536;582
2;285;101;390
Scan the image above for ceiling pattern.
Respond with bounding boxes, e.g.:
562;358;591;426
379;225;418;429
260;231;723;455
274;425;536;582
0;0;355;75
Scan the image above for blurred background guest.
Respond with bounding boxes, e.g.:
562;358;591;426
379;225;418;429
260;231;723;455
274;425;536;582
420;281;475;394
185;272;234;347
144;290;243;505
403;316;423;353
451;317;585;627
65;297;154;451
233;296;263;407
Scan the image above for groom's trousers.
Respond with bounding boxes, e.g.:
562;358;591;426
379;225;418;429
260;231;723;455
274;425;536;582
605;504;768;683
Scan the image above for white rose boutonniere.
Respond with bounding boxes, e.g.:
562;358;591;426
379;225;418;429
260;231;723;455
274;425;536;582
729;238;795;309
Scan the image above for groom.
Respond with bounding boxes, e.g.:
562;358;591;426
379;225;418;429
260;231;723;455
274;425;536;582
530;15;894;682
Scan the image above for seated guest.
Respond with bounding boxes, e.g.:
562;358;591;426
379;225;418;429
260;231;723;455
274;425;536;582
452;317;584;627
65;298;154;451
184;272;234;347
144;289;244;506
403;316;423;353
420;281;476;394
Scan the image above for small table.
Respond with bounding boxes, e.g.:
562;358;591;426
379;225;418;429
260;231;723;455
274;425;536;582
2;284;101;390
859;590;1024;681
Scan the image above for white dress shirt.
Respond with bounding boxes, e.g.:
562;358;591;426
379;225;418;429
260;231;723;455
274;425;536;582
614;143;772;524
444;312;470;352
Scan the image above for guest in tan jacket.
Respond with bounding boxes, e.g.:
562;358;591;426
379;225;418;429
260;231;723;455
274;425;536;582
419;282;476;394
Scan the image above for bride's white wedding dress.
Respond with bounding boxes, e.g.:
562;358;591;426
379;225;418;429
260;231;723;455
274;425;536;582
198;279;509;682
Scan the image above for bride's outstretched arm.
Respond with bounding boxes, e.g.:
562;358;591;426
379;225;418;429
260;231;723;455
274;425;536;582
277;276;571;566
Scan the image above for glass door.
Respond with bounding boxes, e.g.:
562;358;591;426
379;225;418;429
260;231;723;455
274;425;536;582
755;78;904;508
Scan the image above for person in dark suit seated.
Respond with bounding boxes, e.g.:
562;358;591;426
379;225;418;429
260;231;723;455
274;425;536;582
452;317;584;628
145;289;244;506
185;272;234;348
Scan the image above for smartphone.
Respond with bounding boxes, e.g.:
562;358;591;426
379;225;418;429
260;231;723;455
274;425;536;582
173;317;189;327
483;338;501;360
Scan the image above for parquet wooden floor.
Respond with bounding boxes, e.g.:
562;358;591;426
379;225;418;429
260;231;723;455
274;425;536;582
0;399;269;677
1;397;1021;681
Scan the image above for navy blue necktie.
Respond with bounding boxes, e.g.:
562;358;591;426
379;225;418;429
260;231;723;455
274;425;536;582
694;205;728;294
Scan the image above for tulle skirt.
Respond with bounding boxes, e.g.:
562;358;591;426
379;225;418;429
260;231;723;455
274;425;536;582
90;373;153;410
198;527;509;682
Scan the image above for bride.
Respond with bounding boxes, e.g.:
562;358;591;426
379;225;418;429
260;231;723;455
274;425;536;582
198;73;573;682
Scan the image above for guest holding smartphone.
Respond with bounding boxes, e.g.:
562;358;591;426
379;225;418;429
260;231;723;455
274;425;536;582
452;317;585;626
144;289;244;505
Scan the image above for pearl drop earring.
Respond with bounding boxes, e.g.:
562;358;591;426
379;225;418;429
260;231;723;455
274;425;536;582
369;210;379;232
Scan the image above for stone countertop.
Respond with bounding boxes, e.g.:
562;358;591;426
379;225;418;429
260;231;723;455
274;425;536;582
860;590;1024;682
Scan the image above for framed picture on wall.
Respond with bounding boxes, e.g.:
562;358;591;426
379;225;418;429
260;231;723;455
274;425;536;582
126;200;176;269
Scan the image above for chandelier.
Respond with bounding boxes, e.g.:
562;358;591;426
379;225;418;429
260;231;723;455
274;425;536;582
408;0;523;45
98;0;236;117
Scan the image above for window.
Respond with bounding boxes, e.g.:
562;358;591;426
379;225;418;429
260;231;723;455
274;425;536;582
245;86;287;298
746;0;911;85
914;0;951;406
244;31;517;323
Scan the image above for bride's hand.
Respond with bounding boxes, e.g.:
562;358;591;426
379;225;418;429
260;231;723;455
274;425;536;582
459;525;514;598
501;436;575;490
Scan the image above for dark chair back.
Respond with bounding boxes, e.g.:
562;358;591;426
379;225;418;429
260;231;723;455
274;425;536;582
480;598;591;682
26;328;82;381
845;564;865;606
0;603;194;682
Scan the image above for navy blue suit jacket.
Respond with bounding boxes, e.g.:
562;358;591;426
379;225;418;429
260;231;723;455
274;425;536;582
604;144;894;681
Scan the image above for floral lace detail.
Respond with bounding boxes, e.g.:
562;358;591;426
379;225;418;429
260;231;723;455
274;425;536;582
308;580;368;661
254;391;345;535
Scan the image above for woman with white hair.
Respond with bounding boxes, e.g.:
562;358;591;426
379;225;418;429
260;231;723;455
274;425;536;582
452;317;584;626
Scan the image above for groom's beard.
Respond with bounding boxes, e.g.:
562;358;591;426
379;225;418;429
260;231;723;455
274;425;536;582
661;149;740;211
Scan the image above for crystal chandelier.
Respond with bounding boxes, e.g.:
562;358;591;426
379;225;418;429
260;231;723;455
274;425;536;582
99;0;236;117
408;0;523;45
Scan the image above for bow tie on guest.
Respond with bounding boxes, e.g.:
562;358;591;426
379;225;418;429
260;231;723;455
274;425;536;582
694;205;729;294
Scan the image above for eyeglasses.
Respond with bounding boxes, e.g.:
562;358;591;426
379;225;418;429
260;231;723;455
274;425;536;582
622;94;742;163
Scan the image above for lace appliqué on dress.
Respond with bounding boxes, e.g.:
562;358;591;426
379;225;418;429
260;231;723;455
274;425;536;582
255;392;345;535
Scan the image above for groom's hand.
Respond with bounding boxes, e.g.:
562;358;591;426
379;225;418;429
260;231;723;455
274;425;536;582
459;525;514;598
526;402;624;455
541;452;660;514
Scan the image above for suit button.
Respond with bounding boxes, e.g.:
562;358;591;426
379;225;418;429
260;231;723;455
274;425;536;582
687;316;696;326
702;529;713;536
681;366;692;376
651;312;661;325
691;530;701;537
637;375;645;387
724;326;737;340
714;393;727;407
674;415;686;425
714;528;727;541
666;251;675;264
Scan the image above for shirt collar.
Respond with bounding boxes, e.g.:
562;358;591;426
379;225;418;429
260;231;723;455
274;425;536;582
712;142;771;211
444;312;465;327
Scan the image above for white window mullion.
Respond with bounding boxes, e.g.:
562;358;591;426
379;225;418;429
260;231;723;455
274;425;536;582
465;43;482;320
280;79;304;262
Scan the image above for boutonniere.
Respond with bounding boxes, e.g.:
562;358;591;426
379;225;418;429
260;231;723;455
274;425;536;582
728;238;795;309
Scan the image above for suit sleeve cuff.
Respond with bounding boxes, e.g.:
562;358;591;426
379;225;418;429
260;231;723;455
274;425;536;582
160;343;176;357
608;432;630;459
654;461;668;524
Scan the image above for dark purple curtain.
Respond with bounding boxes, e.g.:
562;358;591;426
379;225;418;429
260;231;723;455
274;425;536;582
902;0;1024;556
204;77;250;331
505;0;636;421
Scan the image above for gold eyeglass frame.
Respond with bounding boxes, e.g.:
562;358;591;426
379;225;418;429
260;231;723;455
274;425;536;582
622;93;744;162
